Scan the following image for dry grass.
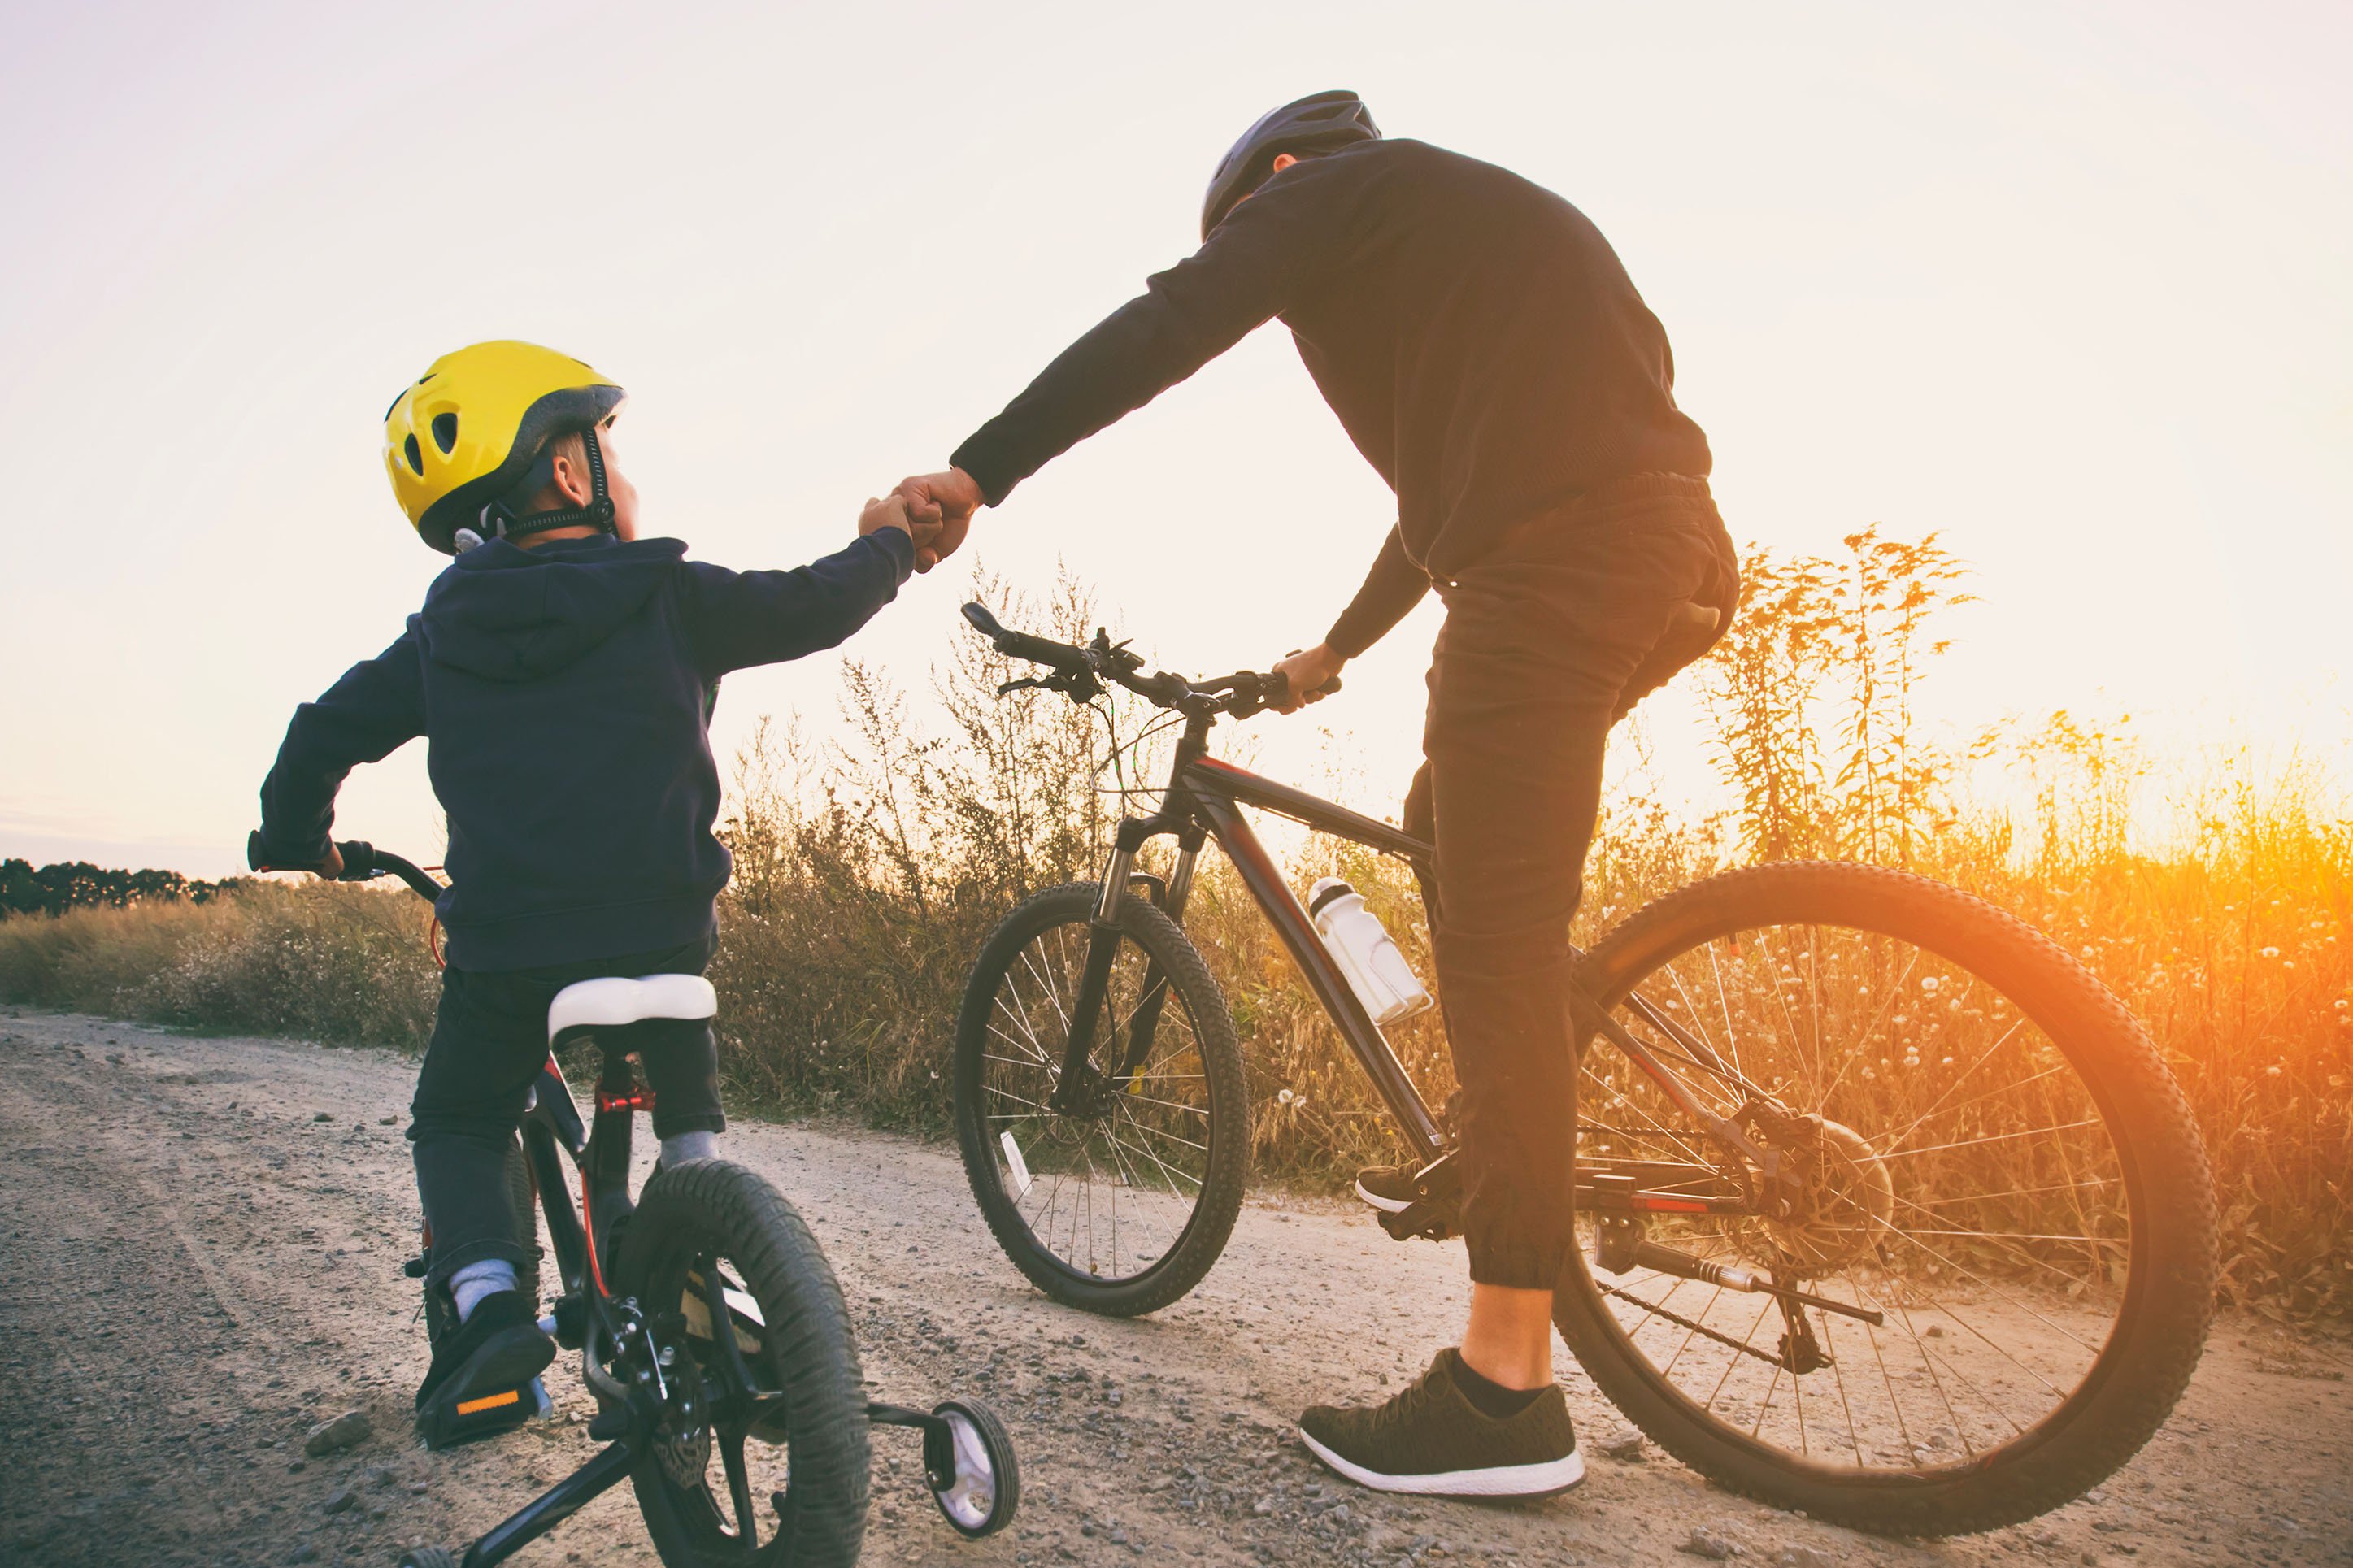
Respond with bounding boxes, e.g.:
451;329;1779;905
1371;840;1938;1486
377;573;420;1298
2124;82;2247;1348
3;557;2345;1321
0;879;438;1049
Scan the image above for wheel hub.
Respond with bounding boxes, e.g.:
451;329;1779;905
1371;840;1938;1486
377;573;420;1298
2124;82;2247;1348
1737;1111;1894;1274
652;1352;713;1490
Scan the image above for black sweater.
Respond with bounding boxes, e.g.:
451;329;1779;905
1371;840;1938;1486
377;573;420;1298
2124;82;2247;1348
949;137;1711;658
258;530;911;971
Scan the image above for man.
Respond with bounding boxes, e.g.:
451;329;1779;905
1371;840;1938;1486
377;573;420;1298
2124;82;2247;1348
897;92;1738;1498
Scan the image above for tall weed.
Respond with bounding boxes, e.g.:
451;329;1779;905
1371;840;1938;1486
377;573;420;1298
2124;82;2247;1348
4;553;2345;1320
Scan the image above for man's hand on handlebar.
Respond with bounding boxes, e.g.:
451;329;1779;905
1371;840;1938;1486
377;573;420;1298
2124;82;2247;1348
1271;642;1347;714
315;841;345;881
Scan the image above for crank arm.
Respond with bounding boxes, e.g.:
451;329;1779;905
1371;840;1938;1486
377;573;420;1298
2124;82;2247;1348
1607;1240;1884;1326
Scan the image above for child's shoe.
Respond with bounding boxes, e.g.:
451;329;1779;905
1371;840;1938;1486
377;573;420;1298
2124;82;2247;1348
414;1290;556;1449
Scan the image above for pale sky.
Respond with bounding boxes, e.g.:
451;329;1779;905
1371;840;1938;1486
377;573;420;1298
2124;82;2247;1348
2;1;2346;877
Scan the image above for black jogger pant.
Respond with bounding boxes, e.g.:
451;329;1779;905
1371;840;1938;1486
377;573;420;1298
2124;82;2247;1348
1403;474;1738;1290
409;934;727;1290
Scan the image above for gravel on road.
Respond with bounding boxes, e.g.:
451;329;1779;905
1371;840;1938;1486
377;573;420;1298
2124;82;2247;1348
2;1010;2346;1567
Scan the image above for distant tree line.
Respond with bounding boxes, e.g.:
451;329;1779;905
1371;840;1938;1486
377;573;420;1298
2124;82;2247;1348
1;858;247;918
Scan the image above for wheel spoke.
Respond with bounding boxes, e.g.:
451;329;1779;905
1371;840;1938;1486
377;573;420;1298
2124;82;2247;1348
1568;901;2150;1484
720;1431;759;1547
974;914;1220;1287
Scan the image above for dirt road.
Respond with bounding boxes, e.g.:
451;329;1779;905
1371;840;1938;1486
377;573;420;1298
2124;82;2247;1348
2;1010;2346;1568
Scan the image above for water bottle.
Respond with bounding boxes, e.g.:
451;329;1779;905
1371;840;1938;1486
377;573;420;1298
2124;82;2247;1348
1307;877;1434;1026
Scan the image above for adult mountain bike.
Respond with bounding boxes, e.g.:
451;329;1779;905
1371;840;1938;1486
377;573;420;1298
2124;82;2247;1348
249;836;1018;1568
945;602;2216;1537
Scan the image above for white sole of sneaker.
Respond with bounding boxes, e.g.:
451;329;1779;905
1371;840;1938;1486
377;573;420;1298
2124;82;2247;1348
1353;1178;1412;1214
1298;1427;1587;1499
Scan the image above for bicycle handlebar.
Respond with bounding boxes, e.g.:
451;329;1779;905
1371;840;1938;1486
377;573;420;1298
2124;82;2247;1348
962;602;1340;720
247;831;443;902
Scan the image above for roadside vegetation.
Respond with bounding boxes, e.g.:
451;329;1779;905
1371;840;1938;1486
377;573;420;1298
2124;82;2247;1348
3;545;2346;1321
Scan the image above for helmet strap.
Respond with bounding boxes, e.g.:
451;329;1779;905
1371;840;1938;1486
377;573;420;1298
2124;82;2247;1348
481;425;617;544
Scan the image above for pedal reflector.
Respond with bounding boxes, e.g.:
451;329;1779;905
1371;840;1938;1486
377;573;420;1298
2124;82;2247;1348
455;1388;523;1416
1000;1132;1033;1197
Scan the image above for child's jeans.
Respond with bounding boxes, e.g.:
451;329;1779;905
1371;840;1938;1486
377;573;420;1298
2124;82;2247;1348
408;933;725;1292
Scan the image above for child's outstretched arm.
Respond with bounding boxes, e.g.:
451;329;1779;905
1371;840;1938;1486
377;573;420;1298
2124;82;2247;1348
255;627;427;867
681;499;923;675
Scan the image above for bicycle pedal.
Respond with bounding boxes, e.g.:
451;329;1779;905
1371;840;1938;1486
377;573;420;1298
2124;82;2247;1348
1377;1198;1459;1244
416;1376;552;1451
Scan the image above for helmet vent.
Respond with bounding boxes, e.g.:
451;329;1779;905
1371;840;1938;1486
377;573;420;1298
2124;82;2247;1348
403;434;424;476
431;413;459;454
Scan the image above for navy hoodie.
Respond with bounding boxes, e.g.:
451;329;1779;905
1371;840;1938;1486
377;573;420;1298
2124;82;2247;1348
258;528;913;971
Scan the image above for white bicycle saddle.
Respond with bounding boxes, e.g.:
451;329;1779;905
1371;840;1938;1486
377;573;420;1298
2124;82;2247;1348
546;974;718;1045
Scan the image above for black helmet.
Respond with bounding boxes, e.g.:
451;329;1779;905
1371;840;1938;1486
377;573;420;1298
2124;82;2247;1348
1200;90;1381;240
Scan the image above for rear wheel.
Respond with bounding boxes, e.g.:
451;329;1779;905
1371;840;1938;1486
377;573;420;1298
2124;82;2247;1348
614;1159;870;1568
1552;862;2217;1535
953;883;1248;1316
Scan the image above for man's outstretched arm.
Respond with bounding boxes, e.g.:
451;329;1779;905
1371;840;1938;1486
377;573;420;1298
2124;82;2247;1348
896;154;1356;567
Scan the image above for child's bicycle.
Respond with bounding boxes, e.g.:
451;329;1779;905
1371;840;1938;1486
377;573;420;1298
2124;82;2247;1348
945;602;2217;1539
250;836;1018;1567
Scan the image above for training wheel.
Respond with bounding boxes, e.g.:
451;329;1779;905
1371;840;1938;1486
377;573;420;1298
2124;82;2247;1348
395;1548;459;1568
926;1398;1020;1538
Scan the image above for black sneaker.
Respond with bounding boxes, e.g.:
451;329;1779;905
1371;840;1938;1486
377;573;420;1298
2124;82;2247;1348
1298;1349;1585;1498
1355;1150;1457;1214
414;1290;555;1449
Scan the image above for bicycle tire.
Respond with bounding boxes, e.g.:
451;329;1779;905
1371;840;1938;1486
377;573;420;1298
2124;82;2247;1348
1552;861;2217;1535
952;883;1250;1316
615;1158;870;1568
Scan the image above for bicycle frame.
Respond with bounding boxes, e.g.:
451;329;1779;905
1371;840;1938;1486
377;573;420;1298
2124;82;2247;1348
1060;709;1794;1214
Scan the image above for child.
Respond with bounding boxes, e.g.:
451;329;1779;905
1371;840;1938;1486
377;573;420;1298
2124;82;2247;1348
252;340;924;1443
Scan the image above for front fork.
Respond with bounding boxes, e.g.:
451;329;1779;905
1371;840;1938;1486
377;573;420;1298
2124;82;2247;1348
1047;823;1201;1113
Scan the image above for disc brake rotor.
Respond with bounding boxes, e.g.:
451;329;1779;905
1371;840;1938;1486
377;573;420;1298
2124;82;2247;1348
1732;1113;1894;1274
653;1347;714;1489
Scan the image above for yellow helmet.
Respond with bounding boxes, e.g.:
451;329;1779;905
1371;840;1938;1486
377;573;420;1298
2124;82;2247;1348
382;341;627;554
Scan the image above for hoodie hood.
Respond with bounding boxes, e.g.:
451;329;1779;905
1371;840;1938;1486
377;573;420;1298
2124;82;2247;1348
419;534;686;682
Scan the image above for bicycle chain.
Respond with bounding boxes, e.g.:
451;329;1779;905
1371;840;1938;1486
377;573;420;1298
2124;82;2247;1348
1598;1279;1788;1370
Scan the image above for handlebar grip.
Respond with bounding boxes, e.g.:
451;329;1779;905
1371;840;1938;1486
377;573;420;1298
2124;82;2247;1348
246;830;380;879
1268;672;1344;705
963;601;1090;675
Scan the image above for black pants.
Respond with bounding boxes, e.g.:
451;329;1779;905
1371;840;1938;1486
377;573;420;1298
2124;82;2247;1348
1403;475;1738;1290
410;934;727;1288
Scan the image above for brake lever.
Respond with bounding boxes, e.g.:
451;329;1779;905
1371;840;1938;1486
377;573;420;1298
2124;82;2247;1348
996;676;1058;697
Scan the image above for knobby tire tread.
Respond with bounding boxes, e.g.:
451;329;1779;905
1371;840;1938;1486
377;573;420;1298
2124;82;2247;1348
616;1158;870;1568
953;883;1250;1318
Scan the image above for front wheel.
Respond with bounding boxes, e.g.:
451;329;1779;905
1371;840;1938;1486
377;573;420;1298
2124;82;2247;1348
1552;862;2217;1535
953;883;1250;1316
613;1158;871;1568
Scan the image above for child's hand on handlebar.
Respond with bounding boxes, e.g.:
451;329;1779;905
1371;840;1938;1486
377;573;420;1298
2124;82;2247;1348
1271;642;1346;714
